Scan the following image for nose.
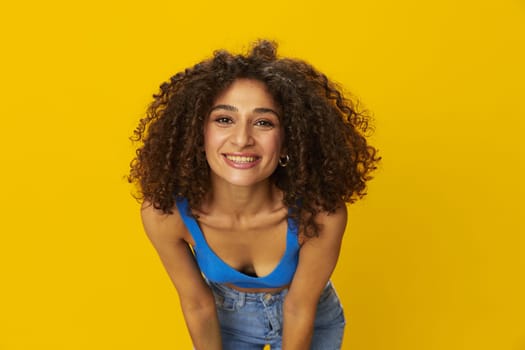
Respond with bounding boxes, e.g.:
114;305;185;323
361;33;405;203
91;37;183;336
230;122;254;147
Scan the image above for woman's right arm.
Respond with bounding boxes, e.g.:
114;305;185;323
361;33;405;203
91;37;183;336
141;202;222;350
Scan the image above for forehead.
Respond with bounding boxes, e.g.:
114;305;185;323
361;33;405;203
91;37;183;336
212;79;278;110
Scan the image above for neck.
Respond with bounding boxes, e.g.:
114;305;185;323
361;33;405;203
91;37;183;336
205;177;282;217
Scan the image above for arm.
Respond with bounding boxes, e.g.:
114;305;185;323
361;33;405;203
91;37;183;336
282;204;347;350
141;202;222;350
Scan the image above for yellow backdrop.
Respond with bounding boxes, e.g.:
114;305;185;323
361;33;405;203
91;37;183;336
1;0;524;349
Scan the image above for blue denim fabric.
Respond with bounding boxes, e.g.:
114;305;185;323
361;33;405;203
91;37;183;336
207;280;345;350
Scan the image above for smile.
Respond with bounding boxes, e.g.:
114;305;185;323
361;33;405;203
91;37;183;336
222;154;261;169
224;155;259;163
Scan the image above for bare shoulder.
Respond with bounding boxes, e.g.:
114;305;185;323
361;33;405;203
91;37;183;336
140;201;188;244
286;203;348;306
140;201;213;312
300;203;348;245
315;203;347;235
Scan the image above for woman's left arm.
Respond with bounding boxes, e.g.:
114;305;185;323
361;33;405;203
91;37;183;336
282;204;347;350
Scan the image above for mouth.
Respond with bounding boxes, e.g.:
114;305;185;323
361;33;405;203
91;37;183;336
223;154;260;163
222;153;261;168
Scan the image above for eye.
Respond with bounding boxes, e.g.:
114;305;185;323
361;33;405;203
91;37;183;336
255;119;275;128
214;116;233;125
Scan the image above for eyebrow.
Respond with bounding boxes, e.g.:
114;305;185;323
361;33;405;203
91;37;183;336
210;104;280;118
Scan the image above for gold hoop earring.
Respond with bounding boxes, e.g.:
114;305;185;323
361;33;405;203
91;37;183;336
279;155;290;167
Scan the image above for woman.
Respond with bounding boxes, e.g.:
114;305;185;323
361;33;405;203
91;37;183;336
129;40;379;350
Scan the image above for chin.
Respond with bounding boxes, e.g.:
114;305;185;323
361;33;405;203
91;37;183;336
226;179;265;187
216;174;272;188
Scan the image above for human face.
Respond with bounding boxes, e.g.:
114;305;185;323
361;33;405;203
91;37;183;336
204;79;284;188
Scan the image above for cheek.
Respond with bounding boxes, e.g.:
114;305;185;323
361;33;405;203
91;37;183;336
267;135;284;156
276;129;285;153
203;129;229;158
203;128;218;150
275;131;285;152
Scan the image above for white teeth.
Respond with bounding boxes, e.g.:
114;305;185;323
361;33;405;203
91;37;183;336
225;155;257;163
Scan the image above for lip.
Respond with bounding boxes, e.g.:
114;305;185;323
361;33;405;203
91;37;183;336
222;153;261;169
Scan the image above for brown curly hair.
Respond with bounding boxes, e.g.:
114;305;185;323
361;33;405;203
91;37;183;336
129;39;380;237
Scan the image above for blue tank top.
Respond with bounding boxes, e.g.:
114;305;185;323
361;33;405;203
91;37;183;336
176;197;300;288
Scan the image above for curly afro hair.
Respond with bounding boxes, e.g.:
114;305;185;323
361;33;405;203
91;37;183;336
129;39;380;238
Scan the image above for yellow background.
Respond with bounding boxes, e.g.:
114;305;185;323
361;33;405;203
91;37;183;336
1;0;524;349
